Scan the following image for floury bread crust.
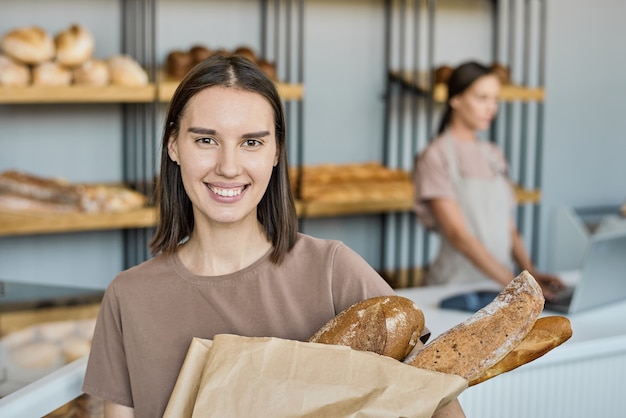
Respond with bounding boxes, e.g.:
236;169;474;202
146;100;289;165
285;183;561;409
469;315;572;386
408;271;545;381
308;296;425;361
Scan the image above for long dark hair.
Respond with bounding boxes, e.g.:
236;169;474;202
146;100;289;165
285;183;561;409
437;61;494;135
149;54;298;264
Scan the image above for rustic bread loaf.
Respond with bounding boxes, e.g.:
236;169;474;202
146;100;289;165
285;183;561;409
1;26;55;64
407;270;544;381
54;24;95;67
469;315;572;386
308;295;425;360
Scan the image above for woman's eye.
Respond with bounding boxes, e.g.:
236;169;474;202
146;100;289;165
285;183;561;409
243;138;262;147
196;137;216;145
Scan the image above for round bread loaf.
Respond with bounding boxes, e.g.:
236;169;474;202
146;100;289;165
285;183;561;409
0;54;31;86
308;295;425;361
408;270;544;381
107;54;148;86
165;50;193;79
1;26;55;64
469;315;572;386
32;61;72;86
54;24;95;67
73;59;110;86
189;44;212;66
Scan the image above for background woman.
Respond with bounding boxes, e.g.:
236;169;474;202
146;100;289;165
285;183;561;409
414;61;564;300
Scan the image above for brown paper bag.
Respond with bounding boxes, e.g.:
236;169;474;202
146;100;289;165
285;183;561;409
164;334;467;418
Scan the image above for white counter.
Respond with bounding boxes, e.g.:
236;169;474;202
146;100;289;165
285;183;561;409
396;272;626;418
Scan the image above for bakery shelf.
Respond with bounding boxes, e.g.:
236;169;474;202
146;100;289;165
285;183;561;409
302;198;414;218
390;71;545;102
0;85;156;104
0;207;157;237
157;79;304;102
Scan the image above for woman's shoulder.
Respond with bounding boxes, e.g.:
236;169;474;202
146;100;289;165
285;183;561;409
109;252;172;288
292;233;344;254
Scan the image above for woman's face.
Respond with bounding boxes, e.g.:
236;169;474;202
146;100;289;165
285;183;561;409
450;74;501;132
168;86;278;227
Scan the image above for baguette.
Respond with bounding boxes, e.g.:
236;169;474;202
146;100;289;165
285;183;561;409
469;315;572;386
308;295;425;360
407;270;544;381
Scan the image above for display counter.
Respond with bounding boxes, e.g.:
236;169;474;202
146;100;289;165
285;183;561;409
396;271;626;418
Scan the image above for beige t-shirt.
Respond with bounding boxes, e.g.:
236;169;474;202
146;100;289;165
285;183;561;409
82;233;423;418
413;135;515;229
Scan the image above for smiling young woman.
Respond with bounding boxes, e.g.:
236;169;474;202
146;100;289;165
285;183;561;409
81;55;463;418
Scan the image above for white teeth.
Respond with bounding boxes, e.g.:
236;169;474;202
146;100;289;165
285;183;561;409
211;186;243;197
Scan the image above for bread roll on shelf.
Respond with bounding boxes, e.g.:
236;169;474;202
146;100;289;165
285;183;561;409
0;55;31;86
72;59;110;86
1;26;55;65
54;24;95;67
32;61;73;86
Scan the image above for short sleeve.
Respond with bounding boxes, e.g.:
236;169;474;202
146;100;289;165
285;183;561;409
82;281;133;407
413;141;456;229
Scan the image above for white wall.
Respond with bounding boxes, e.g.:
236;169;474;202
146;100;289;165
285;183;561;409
540;0;626;269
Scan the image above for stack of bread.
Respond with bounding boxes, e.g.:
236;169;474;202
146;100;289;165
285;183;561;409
290;161;413;203
164;44;277;81
0;170;148;213
310;271;572;390
0;24;148;87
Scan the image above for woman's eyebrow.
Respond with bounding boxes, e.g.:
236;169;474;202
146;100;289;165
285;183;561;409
242;130;270;138
187;127;216;135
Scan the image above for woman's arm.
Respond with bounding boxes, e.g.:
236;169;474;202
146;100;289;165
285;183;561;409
104;401;134;418
429;198;514;286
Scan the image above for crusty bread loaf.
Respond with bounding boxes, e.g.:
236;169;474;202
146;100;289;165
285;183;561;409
308;295;425;360
73;59;110;86
54;24;95;67
32;61;72;86
107;54;148;86
408;271;544;381
0;54;31;86
469;315;572;386
1;26;55;64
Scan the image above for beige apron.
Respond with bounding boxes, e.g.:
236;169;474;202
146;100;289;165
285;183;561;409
425;133;513;285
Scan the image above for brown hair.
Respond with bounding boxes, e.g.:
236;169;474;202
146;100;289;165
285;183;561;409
437;61;495;135
149;54;298;264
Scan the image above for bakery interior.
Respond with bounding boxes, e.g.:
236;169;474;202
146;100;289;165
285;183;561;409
1;0;625;417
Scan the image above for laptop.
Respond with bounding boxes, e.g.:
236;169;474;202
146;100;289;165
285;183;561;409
544;228;626;314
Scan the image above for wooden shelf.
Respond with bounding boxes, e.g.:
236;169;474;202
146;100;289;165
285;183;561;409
0;185;539;236
0;207;157;236
0;85;156;104
157;79;304;102
0;80;303;105
390;71;545;102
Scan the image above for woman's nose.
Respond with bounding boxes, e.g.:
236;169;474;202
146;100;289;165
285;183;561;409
215;147;240;177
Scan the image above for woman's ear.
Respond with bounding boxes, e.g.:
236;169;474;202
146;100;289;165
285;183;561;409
167;136;180;165
449;95;460;110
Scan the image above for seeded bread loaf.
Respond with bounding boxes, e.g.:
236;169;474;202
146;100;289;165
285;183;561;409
407;271;544;381
308;295;425;361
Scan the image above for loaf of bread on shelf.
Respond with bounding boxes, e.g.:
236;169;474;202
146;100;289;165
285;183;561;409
407;271;544;381
0;170;147;213
491;62;511;85
1;26;55;64
434;64;454;85
0;170;81;204
189;44;212;66
32;61;73;86
79;184;147;213
469;315;572;386
54;24;95;67
165;50;194;79
308;295;425;361
107;54;148;86
73;59;110;86
0;54;31;86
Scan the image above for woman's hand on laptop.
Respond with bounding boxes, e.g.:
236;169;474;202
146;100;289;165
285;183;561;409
535;273;567;301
